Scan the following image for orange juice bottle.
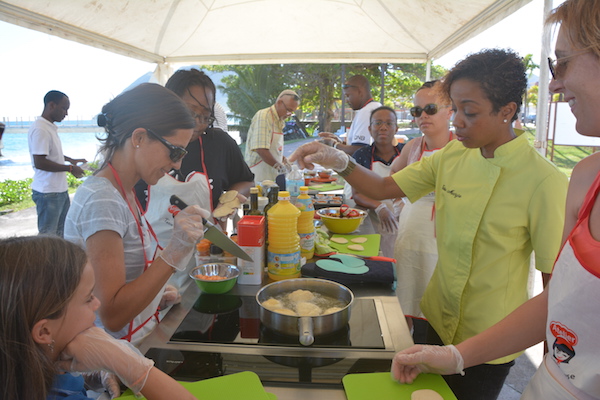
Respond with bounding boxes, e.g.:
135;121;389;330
295;186;315;260
267;190;301;280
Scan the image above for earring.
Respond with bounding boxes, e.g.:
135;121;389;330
503;119;507;123
48;340;55;354
136;145;140;148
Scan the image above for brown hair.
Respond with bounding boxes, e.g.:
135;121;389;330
0;236;87;399
416;80;451;106
546;0;600;58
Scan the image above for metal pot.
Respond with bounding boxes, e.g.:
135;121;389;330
256;278;354;346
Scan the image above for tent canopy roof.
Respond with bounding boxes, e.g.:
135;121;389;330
0;0;532;65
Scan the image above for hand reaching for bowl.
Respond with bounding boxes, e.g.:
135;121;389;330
289;141;349;171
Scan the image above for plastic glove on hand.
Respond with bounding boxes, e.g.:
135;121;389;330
159;284;182;310
273;162;289;176
318;132;342;143
375;204;398;233
391;344;465;384
57;327;154;395
289;141;348;171
83;371;121;399
161;205;211;271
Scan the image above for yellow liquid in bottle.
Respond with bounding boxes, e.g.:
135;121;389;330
267;191;301;280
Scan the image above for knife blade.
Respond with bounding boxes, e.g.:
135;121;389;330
169;195;253;262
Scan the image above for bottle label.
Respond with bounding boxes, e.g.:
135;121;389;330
267;251;300;276
299;231;315;251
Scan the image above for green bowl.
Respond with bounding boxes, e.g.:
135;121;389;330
189;263;240;294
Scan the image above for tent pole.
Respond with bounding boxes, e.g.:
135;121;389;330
380;63;386;104
535;0;553;157
341;65;346;134
426;60;431;82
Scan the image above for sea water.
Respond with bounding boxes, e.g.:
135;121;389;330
0;130;104;182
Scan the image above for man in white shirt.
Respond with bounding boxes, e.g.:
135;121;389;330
319;75;382;155
27;90;86;237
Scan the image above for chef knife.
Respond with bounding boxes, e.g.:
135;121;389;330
169;195;253;262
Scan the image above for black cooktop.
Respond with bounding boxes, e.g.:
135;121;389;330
168;293;385;349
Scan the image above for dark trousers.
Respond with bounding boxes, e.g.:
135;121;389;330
427;324;514;400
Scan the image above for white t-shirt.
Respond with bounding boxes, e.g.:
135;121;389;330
346;100;382;146
27;116;68;193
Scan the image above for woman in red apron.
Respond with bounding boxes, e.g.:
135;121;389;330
389;1;600;397
64;84;209;344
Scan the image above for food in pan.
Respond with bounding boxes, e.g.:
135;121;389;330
287;289;314;302
262;289;346;317
295;301;322;316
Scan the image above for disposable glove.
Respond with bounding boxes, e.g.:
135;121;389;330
161;205;210;271
217;193;248;222
375;203;398;233
273;162;289;176
83;371;121;399
391;344;465;384
57;327;154;396
289;141;349;171
159;284;182;310
318;132;343;144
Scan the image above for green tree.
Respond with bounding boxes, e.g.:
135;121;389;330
522;54;539;119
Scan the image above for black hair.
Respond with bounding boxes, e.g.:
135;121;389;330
370;106;397;124
441;49;527;122
165;68;216;113
43;90;67;106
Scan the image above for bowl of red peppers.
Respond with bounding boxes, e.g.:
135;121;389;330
316;205;367;234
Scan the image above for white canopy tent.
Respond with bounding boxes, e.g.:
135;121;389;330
1;0;556;154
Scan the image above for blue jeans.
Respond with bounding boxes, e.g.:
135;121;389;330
32;190;70;237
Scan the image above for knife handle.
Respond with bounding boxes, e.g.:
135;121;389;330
169;195;210;226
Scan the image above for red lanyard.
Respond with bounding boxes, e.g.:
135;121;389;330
370;144;400;167
419;131;454;161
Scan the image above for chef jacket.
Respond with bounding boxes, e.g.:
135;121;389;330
392;131;568;364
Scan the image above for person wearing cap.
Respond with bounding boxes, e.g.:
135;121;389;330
244;89;300;183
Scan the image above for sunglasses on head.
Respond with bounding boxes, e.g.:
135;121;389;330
410;104;439;118
145;128;188;163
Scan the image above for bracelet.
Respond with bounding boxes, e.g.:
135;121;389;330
336;155;357;178
68;165;73;173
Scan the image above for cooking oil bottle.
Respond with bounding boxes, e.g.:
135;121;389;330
267;190;301;280
295;186;315;260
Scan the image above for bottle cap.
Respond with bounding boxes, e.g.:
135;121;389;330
278;191;291;201
250;187;258;194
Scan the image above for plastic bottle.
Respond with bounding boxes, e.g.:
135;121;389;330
285;164;304;201
248;186;263;216
295;186;315;260
267;190;301;280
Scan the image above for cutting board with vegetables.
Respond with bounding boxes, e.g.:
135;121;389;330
329;234;380;257
343;372;457;400
114;371;275;399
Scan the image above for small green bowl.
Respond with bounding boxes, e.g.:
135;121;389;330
189;263;240;294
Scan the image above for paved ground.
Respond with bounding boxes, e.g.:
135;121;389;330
0;131;543;398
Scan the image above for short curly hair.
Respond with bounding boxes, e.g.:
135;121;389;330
441;48;527;122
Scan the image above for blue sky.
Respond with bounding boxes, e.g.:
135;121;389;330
0;0;558;121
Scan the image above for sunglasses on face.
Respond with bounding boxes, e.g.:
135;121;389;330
145;128;188;163
410;103;439;118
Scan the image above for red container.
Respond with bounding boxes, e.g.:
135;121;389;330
237;215;265;246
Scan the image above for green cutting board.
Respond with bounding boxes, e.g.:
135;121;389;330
343;372;457;399
329;234;380;257
114;371;274;400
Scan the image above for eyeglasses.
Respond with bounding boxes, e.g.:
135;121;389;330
410;103;439;118
342;84;357;90
371;120;396;128
548;50;591;80
191;112;216;125
145;128;188;163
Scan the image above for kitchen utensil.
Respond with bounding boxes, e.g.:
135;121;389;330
329;234;381;257
170;195;253;262
189;263;240;294
256;278;353;346
114;371;274;399
343;372;457;400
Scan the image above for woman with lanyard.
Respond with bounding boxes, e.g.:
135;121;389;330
351;106;404;258
390;80;454;343
135;69;254;289
65;83;209;344
391;2;600;398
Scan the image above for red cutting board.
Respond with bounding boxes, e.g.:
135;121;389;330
343;372;457;400
114;371;274;399
329;234;380;257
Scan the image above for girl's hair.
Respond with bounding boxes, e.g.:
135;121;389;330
546;0;600;59
441;48;527;122
96;83;195;169
0;235;88;399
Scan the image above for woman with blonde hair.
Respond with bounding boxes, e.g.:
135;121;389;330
0;235;195;399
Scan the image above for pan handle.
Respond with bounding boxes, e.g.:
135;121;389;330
298;317;314;346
